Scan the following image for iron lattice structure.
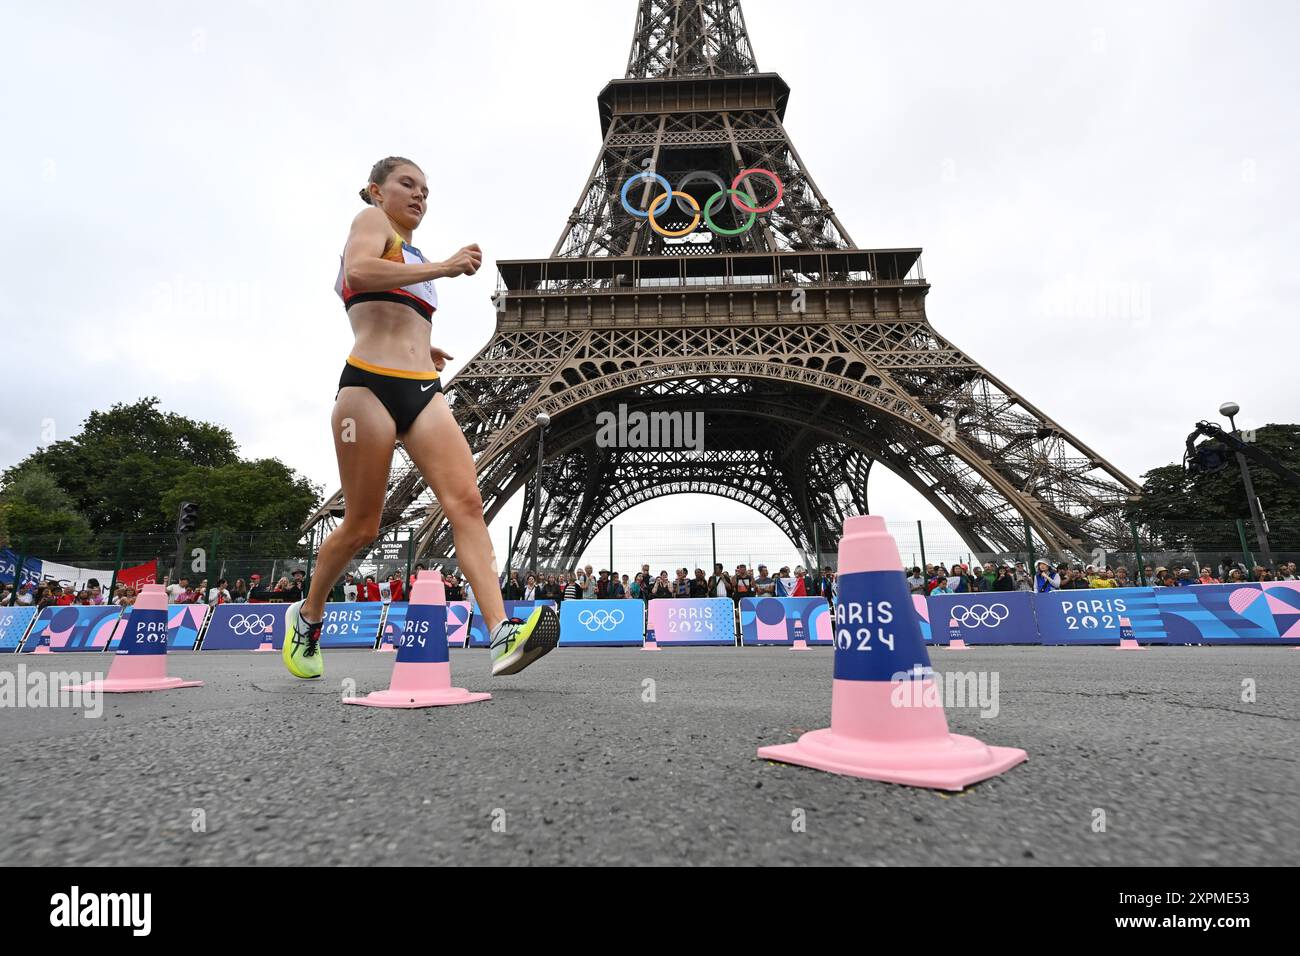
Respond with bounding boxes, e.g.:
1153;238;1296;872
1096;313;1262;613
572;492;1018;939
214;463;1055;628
304;0;1140;568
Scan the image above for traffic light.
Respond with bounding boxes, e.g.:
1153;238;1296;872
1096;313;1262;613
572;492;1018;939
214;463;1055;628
176;501;199;534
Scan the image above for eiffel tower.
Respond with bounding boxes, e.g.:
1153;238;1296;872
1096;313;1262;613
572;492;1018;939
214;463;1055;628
304;0;1140;568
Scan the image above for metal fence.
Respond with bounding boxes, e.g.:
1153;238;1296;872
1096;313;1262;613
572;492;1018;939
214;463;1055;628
508;517;1299;586
4;515;1294;605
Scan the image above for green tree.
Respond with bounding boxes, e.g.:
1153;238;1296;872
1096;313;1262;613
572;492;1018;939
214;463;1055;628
161;458;320;572
0;467;93;553
1128;423;1300;551
1;398;239;534
0;399;322;557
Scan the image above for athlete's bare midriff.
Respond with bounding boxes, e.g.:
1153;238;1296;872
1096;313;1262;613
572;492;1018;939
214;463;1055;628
345;300;438;374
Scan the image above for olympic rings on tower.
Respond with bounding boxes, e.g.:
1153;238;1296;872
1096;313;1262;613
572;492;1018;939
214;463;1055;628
620;168;784;237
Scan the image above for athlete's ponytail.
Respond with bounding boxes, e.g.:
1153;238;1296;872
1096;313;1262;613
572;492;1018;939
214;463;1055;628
360;156;422;205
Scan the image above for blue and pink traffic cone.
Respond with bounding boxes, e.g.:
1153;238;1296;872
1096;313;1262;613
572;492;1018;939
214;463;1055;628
946;618;969;650
791;616;811;651
642;626;660;651
65;584;203;693
343;570;490;708
758;515;1026;790
253;620;275;652
1116;616;1144;650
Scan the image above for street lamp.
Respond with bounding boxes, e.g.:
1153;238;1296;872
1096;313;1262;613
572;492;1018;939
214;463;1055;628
1219;401;1273;570
529;411;551;575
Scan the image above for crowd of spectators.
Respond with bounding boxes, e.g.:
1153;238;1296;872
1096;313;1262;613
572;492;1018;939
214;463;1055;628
498;562;837;604
0;563;470;609
906;557;1298;595
4;555;1296;609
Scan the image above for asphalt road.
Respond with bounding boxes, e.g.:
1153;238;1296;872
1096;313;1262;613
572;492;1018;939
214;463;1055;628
1;645;1296;865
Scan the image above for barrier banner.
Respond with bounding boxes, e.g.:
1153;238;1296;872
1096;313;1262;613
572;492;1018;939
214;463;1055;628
21;606;123;652
1262;582;1300;641
201;604;289;650
467;600;556;647
1151;583;1296;644
647;598;735;646
446;602;473;648
381;602;472;649
927;592;1037;645
0;550;43;588
912;594;932;643
739;597;832;646
1032;587;1161;644
559;599;644;646
312;602;385;648
110;604;208;651
0;606;38;653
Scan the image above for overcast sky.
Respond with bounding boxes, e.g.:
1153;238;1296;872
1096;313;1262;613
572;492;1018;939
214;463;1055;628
2;0;1296;569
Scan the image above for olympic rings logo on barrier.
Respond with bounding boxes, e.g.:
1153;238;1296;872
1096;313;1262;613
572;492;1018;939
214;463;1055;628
229;613;274;635
620;168;784;237
577;608;626;632
951;604;1010;628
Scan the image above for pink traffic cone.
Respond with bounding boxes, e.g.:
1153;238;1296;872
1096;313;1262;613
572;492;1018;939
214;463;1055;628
253;622;275;652
791;617;811;650
64;584;202;693
1116;617;1144;650
642;627;660;650
344;571;489;708
758;515;1026;790
377;620;397;652
33;631;52;654
946;620;969;650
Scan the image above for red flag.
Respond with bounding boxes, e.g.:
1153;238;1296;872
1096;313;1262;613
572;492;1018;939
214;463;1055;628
116;559;158;591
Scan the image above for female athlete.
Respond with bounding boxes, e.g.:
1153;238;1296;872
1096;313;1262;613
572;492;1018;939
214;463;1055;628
282;156;558;680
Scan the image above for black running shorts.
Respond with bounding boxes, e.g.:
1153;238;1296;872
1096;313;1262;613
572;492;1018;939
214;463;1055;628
336;356;443;434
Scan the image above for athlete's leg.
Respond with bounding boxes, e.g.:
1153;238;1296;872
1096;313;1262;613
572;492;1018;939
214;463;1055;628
302;387;397;621
399;393;507;631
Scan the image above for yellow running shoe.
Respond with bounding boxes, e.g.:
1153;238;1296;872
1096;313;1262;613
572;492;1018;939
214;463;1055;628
489;606;559;676
283;600;324;679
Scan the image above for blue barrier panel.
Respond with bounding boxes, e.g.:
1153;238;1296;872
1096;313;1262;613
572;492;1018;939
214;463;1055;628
739;597;832;646
1262;582;1300;643
315;601;385;648
1152;583;1292;644
21;606;123;652
646;598;735;646
203;602;399;650
201;604;288;650
0;606;37;653
110;604;208;651
1032;587;1162;644
382;601;472;648
467;600;556;647
928;593;1038;645
559;599;644;646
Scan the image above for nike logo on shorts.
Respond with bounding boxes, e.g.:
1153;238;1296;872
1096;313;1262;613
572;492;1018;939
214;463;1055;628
420;382;437;392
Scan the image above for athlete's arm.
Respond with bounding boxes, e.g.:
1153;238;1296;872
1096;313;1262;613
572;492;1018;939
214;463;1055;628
430;346;454;371
342;207;483;291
